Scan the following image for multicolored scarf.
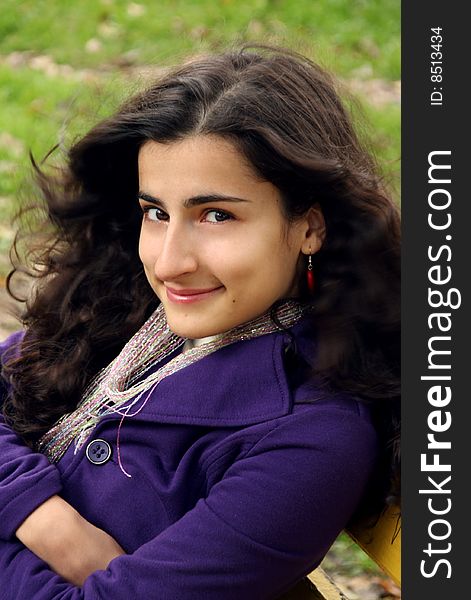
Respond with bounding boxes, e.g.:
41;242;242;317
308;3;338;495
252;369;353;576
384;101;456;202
38;300;306;473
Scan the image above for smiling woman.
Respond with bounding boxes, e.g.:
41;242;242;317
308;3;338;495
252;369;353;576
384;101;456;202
137;136;324;338
0;45;400;599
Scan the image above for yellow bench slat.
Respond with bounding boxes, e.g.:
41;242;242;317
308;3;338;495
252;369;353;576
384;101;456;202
346;504;401;586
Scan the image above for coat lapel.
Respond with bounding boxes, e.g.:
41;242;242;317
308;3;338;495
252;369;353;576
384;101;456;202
120;329;294;427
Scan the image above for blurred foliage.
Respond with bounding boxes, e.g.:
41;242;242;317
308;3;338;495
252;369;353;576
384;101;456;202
323;532;382;577
0;0;399;77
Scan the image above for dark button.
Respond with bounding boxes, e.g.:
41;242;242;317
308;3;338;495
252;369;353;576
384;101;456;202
86;439;112;465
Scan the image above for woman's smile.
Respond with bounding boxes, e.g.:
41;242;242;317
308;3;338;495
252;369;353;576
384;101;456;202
165;285;225;304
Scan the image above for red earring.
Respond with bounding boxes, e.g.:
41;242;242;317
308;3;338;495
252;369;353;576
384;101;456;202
307;252;315;293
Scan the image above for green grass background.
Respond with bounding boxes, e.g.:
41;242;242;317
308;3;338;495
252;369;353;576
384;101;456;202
0;0;400;585
0;0;400;215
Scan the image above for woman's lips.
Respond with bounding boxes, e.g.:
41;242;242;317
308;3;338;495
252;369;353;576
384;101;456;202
165;285;224;304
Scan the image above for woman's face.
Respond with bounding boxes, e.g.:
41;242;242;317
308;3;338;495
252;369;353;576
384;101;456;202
138;135;323;339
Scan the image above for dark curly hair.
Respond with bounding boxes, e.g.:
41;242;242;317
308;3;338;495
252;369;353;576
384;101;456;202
2;44;400;508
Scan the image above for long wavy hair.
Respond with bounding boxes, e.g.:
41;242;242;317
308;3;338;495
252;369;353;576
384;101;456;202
3;45;400;507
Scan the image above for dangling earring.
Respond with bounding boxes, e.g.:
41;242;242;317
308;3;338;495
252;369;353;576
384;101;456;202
307;251;315;293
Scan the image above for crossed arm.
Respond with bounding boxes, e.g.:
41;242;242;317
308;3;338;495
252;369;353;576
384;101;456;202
0;413;124;586
0;333;378;599
0;406;378;600
16;495;125;586
0;332;122;586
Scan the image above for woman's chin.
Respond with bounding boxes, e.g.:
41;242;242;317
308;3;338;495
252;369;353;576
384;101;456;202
164;313;223;340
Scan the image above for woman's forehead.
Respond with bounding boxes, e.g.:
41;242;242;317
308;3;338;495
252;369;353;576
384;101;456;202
137;136;279;205
138;135;250;169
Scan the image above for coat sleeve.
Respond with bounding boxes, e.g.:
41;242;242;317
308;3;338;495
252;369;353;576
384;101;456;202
0;332;63;540
0;405;379;600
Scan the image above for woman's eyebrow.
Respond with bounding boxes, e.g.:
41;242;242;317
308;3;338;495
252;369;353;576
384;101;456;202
138;191;251;208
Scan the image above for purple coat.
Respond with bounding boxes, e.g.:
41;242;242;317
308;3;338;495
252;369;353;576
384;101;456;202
0;320;378;599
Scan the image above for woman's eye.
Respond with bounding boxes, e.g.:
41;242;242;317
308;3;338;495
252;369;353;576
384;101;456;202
142;206;168;222
203;210;233;223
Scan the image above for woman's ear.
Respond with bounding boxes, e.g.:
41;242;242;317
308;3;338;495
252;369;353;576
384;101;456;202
301;204;326;255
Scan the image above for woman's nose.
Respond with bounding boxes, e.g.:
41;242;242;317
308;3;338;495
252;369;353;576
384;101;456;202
153;222;198;281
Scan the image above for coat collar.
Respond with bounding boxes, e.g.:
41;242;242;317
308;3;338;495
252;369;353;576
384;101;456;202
0;319;320;429
117;317;317;427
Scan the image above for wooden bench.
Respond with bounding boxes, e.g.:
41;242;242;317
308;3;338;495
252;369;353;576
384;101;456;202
280;504;401;599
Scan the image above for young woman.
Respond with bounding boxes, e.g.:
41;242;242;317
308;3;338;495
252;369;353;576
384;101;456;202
0;45;400;599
